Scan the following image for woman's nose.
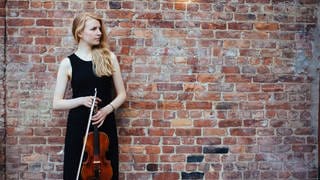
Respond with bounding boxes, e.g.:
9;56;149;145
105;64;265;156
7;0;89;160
97;29;102;35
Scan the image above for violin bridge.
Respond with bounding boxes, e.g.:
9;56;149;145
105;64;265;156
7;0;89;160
93;160;101;164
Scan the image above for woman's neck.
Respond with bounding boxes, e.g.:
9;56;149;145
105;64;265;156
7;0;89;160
75;41;92;61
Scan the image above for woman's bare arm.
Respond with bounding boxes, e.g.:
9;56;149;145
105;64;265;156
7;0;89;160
52;58;95;110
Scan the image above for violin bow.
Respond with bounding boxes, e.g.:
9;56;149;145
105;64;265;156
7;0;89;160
76;88;97;180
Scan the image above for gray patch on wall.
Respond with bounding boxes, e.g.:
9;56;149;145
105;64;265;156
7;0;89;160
307;4;320;168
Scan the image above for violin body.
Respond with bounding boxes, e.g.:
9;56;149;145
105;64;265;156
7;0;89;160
81;126;113;180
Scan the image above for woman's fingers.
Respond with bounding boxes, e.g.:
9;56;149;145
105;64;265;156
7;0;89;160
92;111;103;122
91;117;104;127
83;96;102;108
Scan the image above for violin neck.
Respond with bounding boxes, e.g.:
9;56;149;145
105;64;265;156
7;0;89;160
93;125;100;156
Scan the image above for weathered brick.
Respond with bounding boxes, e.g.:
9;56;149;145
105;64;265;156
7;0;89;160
218;119;242;127
149;128;175;136
230;128;256;136
292;145;316;152
228;22;253;30
160;154;185;162
153;172;179;180
186;102;212;109
255;22;279;31
109;1;121;9
201;22;226;29
197;137;221;145
175;128;201;136
203;147;229;154
203;128;226;136
181;172;204;179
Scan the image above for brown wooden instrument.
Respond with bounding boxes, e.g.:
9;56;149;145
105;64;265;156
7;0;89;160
76;89;113;180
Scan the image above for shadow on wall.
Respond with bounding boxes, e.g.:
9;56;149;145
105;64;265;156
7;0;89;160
0;0;6;178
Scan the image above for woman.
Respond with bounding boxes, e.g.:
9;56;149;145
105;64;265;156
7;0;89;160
53;12;126;180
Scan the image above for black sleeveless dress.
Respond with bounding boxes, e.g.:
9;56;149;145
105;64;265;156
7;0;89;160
63;53;119;180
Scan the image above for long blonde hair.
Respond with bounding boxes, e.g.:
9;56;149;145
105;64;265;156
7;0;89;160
72;12;114;77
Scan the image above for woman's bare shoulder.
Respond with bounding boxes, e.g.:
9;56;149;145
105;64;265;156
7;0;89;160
60;57;71;68
58;57;72;78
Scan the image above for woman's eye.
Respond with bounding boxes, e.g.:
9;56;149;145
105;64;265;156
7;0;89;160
91;27;101;31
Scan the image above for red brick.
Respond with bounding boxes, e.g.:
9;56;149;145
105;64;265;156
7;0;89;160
280;24;305;31
216;31;241;39
36;19;63;27
201;22;226;29
258;137;282;145
194;119;215;127
187;3;199;11
223;93;247;101
163;29;187;38
292;145;316;152
222;172;242;179
171;75;196;82
119;128;146;136
35;37;61;45
266;103;290;110
203;128;226;136
176;145;201;153
255;23;279;31
222;66;240;73
197;74;222;83
7;1;29;9
242;32;269;39
186;102;212;109
157;83;183;91
7;127;33;136
153;173;180;180
262;84;284;92
225;75;251;83
21;172;46;180
228;22;253;30
244;119;268;127
48;137;64;144
160;154;185;162
175;128;201;136
48;10;74;18
34;146;62;154
294;127;313;135
175;3;186;10
223;137;237;145
131;101;156;109
162;146;174;153
223;40;250;48
21;28;46;36
34;128;61;136
162;137;180;145
7;19;34;26
181;137;195;145
149;128;175;136
230;128;256;136
145;146;161;154
19;137;46;144
197;137;221;145
106;10;134;19
236;83;260;92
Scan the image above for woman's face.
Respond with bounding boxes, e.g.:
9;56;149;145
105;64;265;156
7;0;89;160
79;18;102;46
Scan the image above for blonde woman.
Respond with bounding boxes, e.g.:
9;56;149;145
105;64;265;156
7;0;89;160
53;12;126;179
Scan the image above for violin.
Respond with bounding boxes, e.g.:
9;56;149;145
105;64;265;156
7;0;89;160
76;89;113;180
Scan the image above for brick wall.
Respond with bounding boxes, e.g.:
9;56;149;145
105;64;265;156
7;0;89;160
4;0;319;179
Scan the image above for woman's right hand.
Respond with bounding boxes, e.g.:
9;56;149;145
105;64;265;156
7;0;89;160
80;96;101;108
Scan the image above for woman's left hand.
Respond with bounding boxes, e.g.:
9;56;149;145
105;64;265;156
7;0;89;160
92;105;113;127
